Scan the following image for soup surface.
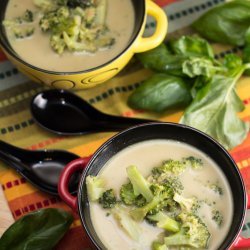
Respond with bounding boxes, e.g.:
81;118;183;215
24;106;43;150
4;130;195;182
4;0;135;71
89;139;233;250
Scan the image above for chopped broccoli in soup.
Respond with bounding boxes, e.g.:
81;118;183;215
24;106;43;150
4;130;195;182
86;140;233;250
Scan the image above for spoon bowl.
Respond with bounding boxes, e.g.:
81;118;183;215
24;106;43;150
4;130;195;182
31;89;154;135
0;140;80;196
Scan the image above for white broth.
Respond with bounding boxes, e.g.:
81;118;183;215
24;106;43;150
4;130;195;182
4;0;135;72
89;139;233;250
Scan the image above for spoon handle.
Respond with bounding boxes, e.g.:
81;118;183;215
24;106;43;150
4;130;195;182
0;150;25;172
0;140;28;171
97;115;155;131
0;140;27;158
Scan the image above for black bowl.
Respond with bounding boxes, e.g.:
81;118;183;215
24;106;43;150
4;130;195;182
59;122;247;249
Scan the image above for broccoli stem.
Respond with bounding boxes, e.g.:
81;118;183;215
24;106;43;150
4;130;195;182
112;206;141;241
152;241;168;250
147;212;180;232
95;0;107;25
126;165;153;202
130;195;161;221
86;175;105;201
164;213;211;249
164;228;194;247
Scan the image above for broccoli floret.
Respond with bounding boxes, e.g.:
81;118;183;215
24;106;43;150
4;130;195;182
120;182;137;205
67;0;95;9
126;165;154;202
13;27;35;39
147;212;180;233
63;31;96;52
22;10;34;23
152;241;168;250
130;195;164;221
152;160;187;178
35;0;114;54
39;7;97;54
50;34;66;54
209;184;223;195
3;9;35;39
191;200;201;214
120;182;147;207
112;205;141;241
99;189;117;209
162;177;184;194
134;196;147;207
173;193;199;213
39;7;71;33
164;213;210;249
86;175;105;201
184;156;203;169
212;210;223;227
4;9;34;25
49;15;95;54
13;9;34;24
130;183;174;221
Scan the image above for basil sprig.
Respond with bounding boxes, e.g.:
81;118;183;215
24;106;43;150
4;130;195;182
181;60;250;150
128;33;250;150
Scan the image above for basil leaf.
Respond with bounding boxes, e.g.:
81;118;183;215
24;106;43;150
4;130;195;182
128;74;192;112
180;68;249;150
190;76;210;99
192;0;250;46
169;36;214;58
136;44;187;76
245;26;250;44
243;45;250;75
243;45;250;62
182;58;221;78
223;54;243;70
0;208;73;250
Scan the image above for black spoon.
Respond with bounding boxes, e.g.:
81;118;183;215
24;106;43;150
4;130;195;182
0;140;80;196
31;89;154;135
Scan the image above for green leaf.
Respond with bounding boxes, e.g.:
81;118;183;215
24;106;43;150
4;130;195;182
182;58;221;78
243;45;250;63
190;76;210;99
223;54;243;70
0;208;73;250
243;45;250;75
136;44;187;76
192;0;250;46
245;26;250;44
180;69;249;150
169;36;214;58
128;73;192;112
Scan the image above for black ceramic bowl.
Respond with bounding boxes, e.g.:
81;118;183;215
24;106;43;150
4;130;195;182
58;122;250;249
0;0;167;89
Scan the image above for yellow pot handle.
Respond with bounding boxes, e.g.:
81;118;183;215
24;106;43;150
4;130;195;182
134;0;168;53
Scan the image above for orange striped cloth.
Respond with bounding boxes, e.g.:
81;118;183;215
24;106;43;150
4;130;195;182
1;0;250;249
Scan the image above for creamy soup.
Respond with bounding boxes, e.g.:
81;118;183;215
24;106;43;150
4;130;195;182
89;140;233;250
4;0;135;71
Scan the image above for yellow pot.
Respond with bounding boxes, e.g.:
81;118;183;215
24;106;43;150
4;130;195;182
0;0;168;89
